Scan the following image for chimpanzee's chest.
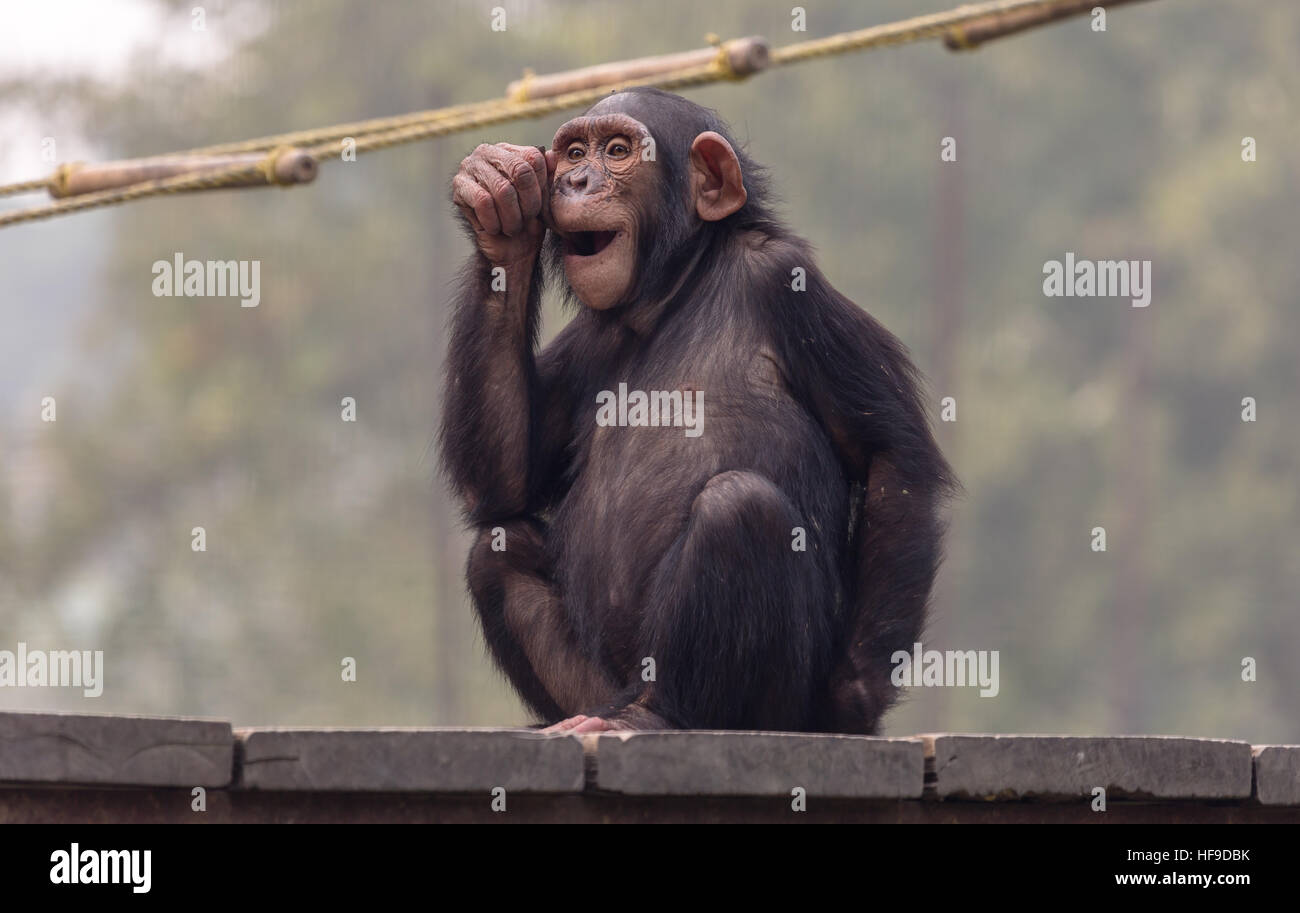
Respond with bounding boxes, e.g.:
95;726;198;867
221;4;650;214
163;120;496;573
548;335;841;672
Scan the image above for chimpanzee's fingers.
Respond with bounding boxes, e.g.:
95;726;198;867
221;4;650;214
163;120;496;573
524;146;549;222
452;171;497;235
490;143;546;222
540;149;559;230
463;155;519;236
456;201;485;234
469;146;527;237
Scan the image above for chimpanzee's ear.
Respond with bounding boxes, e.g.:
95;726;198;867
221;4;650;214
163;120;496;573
688;131;747;221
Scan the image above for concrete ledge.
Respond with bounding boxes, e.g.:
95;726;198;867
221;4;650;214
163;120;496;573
1253;745;1300;806
590;731;924;798
0;711;232;788
236;728;585;793
1;712;1292;821
924;734;1253;801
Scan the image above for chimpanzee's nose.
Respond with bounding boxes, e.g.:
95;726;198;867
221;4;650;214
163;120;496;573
558;165;605;197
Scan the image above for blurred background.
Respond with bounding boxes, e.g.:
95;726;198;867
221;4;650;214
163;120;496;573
0;0;1295;740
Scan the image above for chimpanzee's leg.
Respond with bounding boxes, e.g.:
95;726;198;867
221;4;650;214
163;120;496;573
829;456;943;734
466;519;620;722
554;470;836;732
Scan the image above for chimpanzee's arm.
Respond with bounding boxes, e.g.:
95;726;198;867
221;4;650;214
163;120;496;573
441;142;569;523
441;250;544;521
766;249;958;733
765;248;953;489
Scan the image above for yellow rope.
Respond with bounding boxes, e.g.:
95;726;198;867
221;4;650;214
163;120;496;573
0;176;52;197
508;69;537;104
705;33;742;81
768;0;1047;65
50;163;80;198
300;61;739;161
0;161;276;227
0;59;742;227
0;0;1129;228
171;98;516;157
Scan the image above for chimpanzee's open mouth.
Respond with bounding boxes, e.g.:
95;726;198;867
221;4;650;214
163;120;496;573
565;230;619;258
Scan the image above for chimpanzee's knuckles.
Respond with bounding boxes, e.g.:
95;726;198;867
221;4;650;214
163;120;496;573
518;147;545;176
488;178;523;235
504;154;535;183
450;171;477;201
488;156;528;193
489;172;517;201
499;141;539;158
469;191;500;235
450;179;476;214
452;176;497;233
521;146;550;203
459;146;491;174
504;157;542;218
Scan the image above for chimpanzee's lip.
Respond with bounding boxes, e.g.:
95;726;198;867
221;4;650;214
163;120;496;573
560;229;621;258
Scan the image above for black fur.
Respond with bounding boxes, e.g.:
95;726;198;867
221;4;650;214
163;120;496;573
441;88;956;732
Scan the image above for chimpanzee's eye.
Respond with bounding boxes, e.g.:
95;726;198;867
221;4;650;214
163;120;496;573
566;143;586;162
605;139;630;159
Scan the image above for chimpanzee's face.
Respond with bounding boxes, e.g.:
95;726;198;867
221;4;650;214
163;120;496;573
549;108;656;310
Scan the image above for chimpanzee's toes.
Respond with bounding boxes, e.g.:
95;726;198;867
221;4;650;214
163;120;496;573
567;715;627;733
540;714;589;733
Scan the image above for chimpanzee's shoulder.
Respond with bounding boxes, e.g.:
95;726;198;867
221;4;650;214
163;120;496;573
735;228;858;315
736;227;843;302
736;228;811;272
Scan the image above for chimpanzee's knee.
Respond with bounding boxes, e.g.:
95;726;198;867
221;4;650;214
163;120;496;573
689;470;796;549
646;471;835;730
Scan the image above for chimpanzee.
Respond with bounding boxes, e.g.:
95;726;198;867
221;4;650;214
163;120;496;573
442;87;955;734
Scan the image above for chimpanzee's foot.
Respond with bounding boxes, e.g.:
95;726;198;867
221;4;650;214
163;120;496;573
542;704;669;733
542;714;628;733
541;714;588;733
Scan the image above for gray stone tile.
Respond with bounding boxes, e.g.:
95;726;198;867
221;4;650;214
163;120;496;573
591;730;924;798
0;711;232;787
237;727;585;792
925;734;1253;800
1253;745;1300;806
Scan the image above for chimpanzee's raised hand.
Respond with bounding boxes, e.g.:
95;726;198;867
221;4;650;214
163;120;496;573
452;142;555;268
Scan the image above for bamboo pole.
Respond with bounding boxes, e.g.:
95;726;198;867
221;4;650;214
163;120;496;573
944;0;1154;49
49;148;317;198
505;36;769;101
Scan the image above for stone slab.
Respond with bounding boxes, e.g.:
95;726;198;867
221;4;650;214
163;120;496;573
925;734;1253;800
1253;745;1300;806
236;728;585;793
590;731;925;798
0;710;232;787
